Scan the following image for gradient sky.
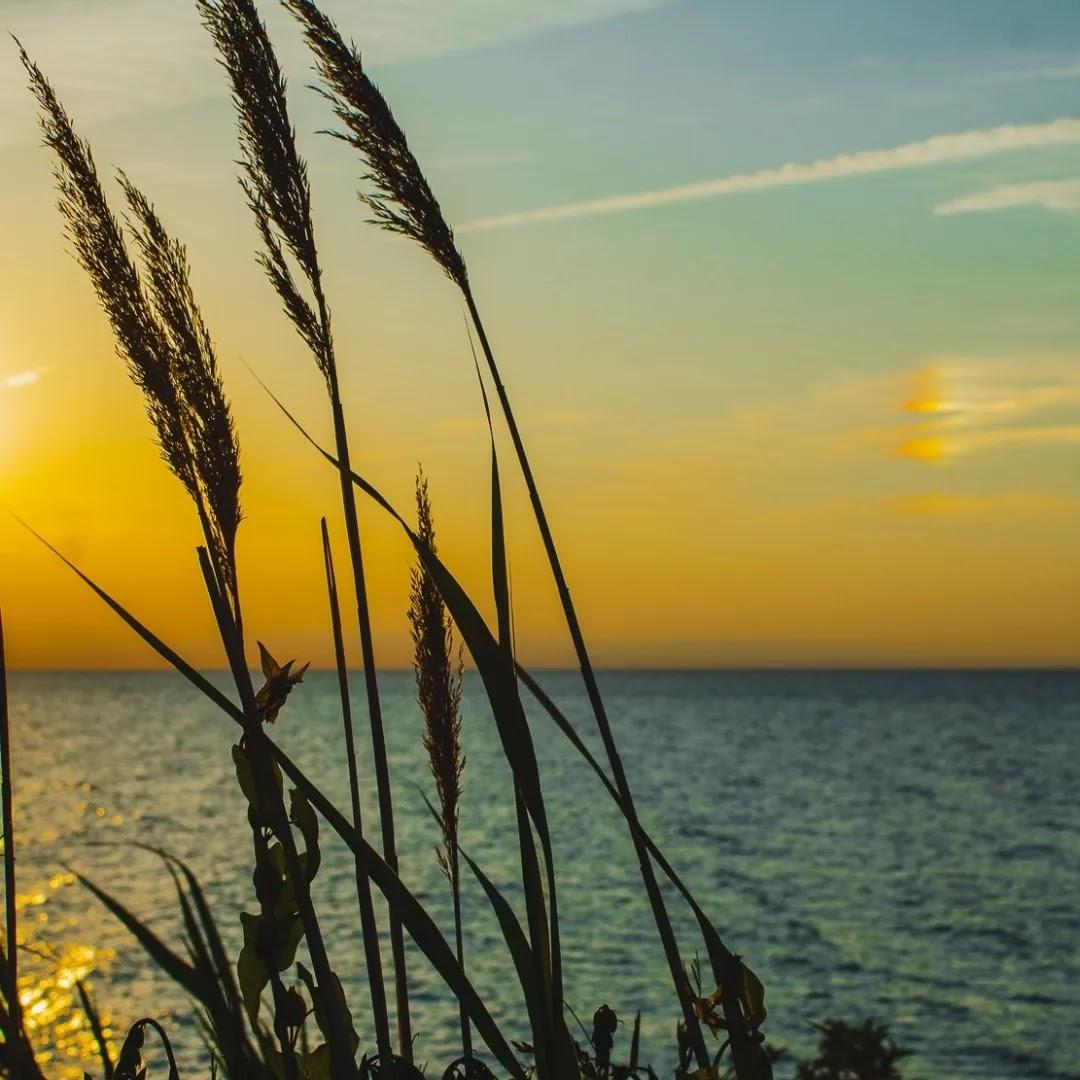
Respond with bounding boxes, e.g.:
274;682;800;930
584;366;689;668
2;0;1080;669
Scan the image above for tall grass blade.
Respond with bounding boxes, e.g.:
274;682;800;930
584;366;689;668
252;369;768;1064
515;667;767;1042
68;868;207;1001
469;354;576;1079
193;554;331;1080
16;516;521;1076
246;373;561;963
255;382;571;1017
265;752;524;1078
75;979;115;1080
417;791;558;1078
9;513;243;720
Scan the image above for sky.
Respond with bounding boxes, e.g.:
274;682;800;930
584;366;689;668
1;0;1079;669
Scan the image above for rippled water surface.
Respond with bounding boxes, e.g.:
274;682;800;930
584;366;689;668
8;670;1080;1078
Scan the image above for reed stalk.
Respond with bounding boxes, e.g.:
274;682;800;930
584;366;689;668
407;473;470;1060
0;611;29;1079
277;2;724;1070
196;1;412;1058
321;518;393;1062
21;47;353;1075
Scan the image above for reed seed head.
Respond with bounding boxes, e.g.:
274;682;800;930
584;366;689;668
282;0;469;290
120;176;243;591
21;45;243;605
409;470;465;868
198;0;335;382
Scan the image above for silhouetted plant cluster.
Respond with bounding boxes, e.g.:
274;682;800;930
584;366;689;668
2;0;791;1077
794;1020;909;1080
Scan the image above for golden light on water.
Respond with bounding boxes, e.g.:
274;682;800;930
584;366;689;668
14;878;119;1078
21;943;117;1078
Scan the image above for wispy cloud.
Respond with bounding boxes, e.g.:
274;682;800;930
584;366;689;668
461;118;1080;232
934;178;1080;215
882;490;1080;520
1;369;44;391
705;356;1080;479
898;357;1080;464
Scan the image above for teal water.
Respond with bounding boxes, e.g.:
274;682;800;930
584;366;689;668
8;670;1080;1078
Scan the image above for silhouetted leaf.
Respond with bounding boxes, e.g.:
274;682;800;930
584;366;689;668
238;912;269;1023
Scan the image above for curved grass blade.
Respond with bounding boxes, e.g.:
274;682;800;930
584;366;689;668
321;519;393;1061
417;790;563;1079
75;980;114;1080
247;369;759;1038
7;512;244;724
12;514;520;1074
265;745;525;1079
246;368;560;947
67;867;206;1002
513;666;765;1035
470;342;567;1070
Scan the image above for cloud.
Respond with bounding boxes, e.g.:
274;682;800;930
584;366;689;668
897;357;1080;464
900;425;1080;464
1;370;43;391
704;356;1080;480
883;491;1080;520
934;178;1080;215
460;118;1080;232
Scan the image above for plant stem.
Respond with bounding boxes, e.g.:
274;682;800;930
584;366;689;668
316;266;412;1061
196;553;302;1080
321;519;393;1062
200;549;355;1077
326;386;412;1062
0;612;27;1077
449;846;472;1059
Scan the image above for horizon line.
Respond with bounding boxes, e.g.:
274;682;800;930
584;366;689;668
7;664;1079;675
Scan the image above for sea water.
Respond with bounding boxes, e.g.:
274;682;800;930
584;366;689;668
7;670;1079;1078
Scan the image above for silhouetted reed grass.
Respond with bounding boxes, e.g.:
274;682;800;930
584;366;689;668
22;42;355;1078
196;0;413;1061
277;1;762;1072
10;4;775;1077
408;472;469;1060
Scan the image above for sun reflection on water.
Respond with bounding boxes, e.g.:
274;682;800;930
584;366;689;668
16;878;119;1078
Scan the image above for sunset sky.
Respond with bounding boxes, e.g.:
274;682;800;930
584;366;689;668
2;0;1079;669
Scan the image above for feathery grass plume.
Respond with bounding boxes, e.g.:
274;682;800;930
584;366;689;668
410;471;465;872
21;49;351;1077
118;176;243;608
408;471;469;1058
196;0;331;382
281;0;467;291
280;4;753;1071
20;45;243;614
197;0;412;1061
19;46;196;496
